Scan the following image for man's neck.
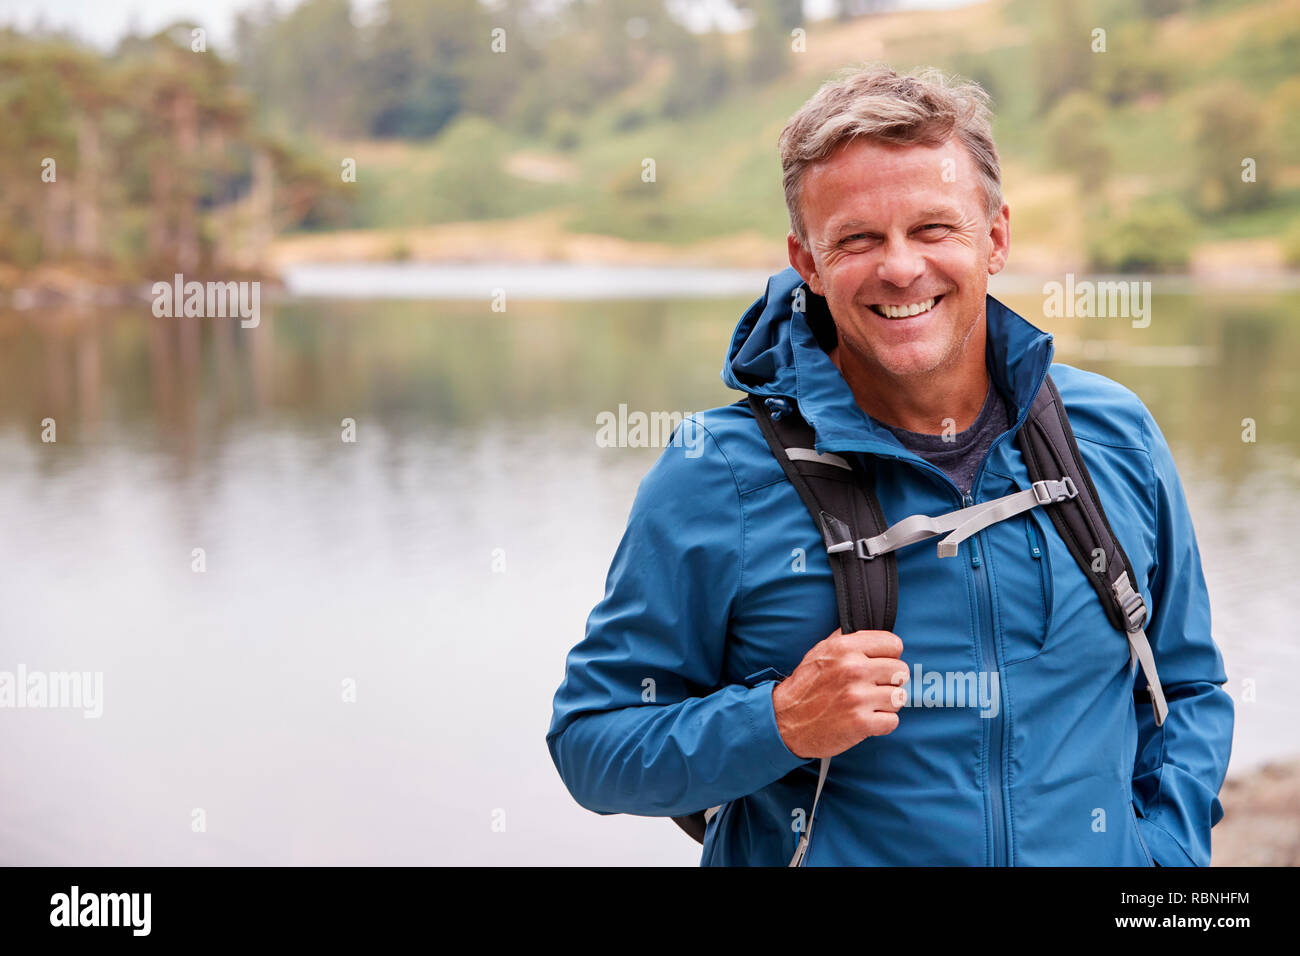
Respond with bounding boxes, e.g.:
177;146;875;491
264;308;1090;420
830;345;990;436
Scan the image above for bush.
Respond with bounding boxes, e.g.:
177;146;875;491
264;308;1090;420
1087;200;1197;273
545;110;580;151
613;108;649;133
1282;221;1300;269
1044;91;1110;194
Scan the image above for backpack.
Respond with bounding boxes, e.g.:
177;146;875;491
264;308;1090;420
670;374;1168;865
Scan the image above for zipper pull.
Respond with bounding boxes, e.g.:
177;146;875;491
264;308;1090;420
1026;517;1042;559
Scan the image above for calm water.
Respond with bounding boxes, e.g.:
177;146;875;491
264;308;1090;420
1;275;1297;865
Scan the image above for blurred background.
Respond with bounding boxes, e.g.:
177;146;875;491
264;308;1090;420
0;0;1296;865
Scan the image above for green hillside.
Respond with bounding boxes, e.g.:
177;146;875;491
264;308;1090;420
311;0;1300;271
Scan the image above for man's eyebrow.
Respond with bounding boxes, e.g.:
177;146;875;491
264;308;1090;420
827;218;877;237
914;206;962;221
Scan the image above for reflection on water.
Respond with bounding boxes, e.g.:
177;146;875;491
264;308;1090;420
0;286;1297;865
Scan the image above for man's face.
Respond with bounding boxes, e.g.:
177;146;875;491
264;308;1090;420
788;136;1010;381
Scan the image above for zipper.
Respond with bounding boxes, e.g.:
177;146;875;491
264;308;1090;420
843;382;1038;869
847;454;1015;867
1026;518;1042;559
962;384;1046;868
964;491;1010;867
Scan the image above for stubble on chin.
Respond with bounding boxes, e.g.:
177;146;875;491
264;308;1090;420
837;301;986;385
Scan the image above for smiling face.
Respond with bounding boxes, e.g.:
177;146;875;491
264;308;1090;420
788;135;1010;384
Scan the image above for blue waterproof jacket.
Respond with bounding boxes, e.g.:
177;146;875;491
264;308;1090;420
547;267;1234;866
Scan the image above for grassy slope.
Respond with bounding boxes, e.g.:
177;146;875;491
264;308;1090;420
273;0;1300;271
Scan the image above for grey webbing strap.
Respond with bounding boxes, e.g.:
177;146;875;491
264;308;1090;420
788;756;831;867
784;447;852;470
1113;571;1169;726
826;478;1078;561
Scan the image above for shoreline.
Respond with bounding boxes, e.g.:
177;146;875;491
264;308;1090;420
1212;757;1300;866
4;259;1298;312
3;211;1298;311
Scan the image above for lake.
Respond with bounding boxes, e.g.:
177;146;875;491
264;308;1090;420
1;267;1296;865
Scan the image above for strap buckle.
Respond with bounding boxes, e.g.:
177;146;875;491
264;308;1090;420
825;538;878;560
1031;477;1078;504
1112;572;1148;632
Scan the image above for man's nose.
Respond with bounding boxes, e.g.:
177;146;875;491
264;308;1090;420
875;238;925;289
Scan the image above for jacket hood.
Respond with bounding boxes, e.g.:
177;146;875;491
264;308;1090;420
722;267;1056;456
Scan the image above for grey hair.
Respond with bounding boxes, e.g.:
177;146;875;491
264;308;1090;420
779;64;1003;250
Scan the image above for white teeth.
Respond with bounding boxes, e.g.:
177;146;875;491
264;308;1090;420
875;297;935;318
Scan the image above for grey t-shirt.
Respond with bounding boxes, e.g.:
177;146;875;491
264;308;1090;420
875;384;1013;496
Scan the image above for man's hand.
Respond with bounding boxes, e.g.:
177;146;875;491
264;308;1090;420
772;628;907;759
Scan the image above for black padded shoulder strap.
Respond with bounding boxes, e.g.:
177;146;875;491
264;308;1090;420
674;394;894;849
747;394;897;634
1016;373;1169;727
1016;373;1138;634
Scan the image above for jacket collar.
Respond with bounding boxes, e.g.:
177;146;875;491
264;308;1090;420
723;267;1055;457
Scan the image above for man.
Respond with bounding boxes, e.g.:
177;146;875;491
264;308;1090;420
546;65;1233;866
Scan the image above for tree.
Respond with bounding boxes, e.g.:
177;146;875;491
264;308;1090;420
1034;0;1094;113
1188;81;1273;215
1044;91;1111;196
0;26;334;277
743;0;802;85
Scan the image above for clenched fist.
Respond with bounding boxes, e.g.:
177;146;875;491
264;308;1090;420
772;628;908;759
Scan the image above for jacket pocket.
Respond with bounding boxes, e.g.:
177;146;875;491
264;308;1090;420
987;512;1054;665
1129;801;1155;867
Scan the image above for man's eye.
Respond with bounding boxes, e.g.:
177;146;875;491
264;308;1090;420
919;223;950;232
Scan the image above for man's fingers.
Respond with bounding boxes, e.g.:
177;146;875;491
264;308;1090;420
865;658;910;688
855;683;906;716
837;629;904;660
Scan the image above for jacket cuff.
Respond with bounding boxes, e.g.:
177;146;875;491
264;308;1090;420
743;680;809;779
1137;816;1199;867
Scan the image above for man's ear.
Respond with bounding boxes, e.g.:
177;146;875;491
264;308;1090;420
787;232;823;296
987;203;1011;276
